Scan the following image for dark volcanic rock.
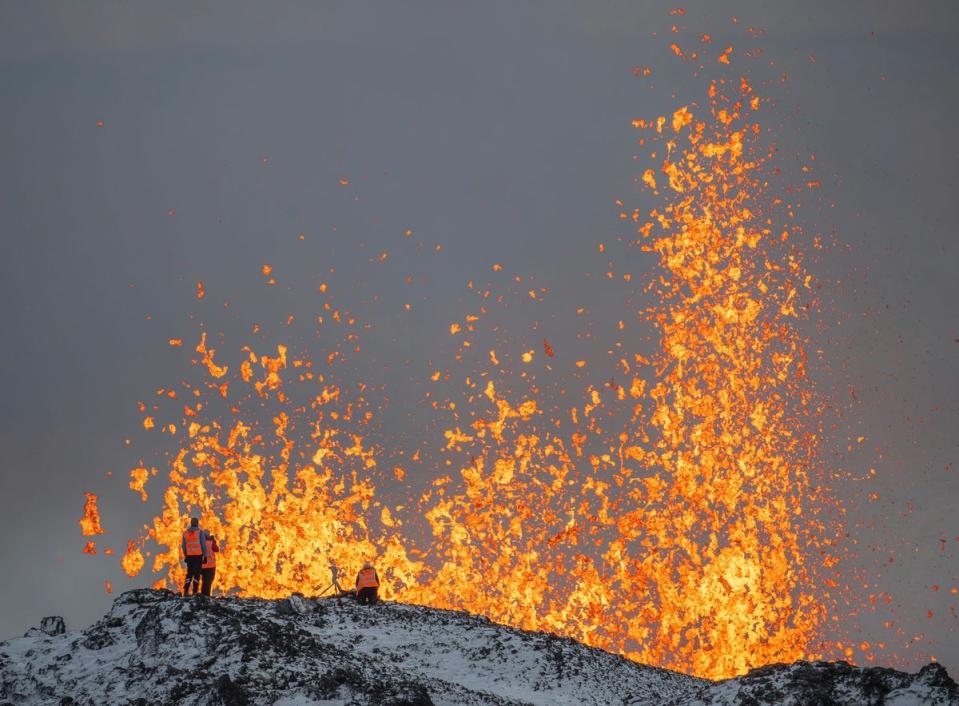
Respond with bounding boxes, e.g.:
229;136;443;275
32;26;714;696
39;617;65;637
679;658;959;705
1;589;956;705
23;616;65;638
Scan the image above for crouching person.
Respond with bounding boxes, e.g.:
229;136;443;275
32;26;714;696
355;562;380;604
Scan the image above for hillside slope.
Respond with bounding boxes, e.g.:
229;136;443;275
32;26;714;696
0;590;955;705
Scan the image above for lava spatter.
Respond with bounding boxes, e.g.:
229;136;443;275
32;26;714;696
89;39;834;681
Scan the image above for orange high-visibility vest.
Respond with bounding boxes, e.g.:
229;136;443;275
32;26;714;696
202;540;218;569
183;529;203;556
356;567;379;589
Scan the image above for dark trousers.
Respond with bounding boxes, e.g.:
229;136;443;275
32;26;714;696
183;556;203;595
200;567;216;596
356;587;378;604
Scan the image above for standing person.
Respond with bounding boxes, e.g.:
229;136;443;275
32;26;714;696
181;517;208;596
329;562;345;600
329;562;341;592
355;562;380;604
200;534;223;597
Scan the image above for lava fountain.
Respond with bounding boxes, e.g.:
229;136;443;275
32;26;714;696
88;43;836;680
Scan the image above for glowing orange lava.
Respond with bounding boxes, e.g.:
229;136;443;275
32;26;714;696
87;44;835;680
79;493;106;536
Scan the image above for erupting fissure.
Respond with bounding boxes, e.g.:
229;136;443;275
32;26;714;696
90;48;835;681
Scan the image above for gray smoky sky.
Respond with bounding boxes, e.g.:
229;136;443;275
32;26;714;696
1;0;957;676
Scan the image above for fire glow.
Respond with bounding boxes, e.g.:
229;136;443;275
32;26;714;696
87;47;839;680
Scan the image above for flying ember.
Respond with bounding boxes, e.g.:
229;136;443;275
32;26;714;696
89;41;836;681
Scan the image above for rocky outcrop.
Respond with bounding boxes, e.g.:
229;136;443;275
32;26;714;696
0;590;955;705
23;617;65;639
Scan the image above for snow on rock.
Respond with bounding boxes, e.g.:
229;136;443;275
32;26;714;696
0;589;956;705
0;589;697;706
23;617;65;639
682;659;959;705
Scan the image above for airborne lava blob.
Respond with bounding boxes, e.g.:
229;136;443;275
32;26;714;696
93;47;836;680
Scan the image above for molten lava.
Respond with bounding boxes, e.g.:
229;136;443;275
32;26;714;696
86;42;834;680
79;493;106;537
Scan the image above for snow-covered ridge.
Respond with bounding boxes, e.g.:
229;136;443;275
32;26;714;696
0;589;955;705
